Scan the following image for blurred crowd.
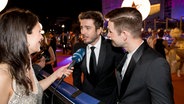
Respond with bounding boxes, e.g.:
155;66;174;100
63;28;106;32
142;27;184;77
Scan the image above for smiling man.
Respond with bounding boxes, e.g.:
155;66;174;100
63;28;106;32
105;7;174;104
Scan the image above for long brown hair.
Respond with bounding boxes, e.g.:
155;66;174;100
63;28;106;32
0;8;39;95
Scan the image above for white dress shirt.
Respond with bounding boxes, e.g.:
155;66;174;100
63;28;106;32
86;36;101;74
121;41;144;79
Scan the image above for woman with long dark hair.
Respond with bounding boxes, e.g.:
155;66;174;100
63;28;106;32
0;8;72;104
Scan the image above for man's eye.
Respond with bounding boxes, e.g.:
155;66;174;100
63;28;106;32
86;27;90;30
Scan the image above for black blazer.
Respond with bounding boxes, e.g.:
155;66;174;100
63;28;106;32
116;41;174;104
72;36;124;104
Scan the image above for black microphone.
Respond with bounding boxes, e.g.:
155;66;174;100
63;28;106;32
58;48;85;84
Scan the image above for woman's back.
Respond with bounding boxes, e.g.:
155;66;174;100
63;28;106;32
155;39;166;58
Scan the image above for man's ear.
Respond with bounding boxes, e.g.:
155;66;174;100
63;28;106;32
97;27;103;35
121;30;128;41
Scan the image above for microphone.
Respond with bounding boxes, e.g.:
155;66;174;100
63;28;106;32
67;48;86;70
51;48;85;104
58;48;85;84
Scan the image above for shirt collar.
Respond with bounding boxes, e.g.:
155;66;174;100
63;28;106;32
88;36;101;50
128;40;144;57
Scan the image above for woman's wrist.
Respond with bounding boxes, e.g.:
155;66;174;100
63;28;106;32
50;72;58;82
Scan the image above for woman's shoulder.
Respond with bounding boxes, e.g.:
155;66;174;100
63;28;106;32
0;63;10;74
0;64;12;84
0;64;12;97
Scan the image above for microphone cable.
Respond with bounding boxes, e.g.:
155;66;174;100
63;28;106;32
51;61;76;104
50;70;68;104
51;79;62;104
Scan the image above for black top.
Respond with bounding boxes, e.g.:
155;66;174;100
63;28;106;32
154;39;166;58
